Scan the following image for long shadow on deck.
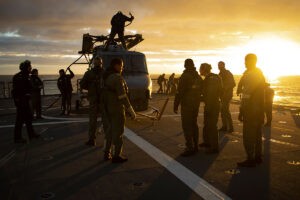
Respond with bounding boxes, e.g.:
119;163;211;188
138;134;229;200
226;127;271;200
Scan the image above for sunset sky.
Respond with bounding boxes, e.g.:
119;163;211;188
1;0;300;80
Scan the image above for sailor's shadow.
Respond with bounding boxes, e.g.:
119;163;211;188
32;144;98;176
226;127;271;200
138;135;229;199
291;110;300;128
47;161;119;199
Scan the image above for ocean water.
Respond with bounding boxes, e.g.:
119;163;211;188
152;74;300;108
1;74;300;108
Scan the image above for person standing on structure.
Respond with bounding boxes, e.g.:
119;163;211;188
218;61;236;133
237;53;265;167
105;11;134;50
103;58;136;163
57;68;74;115
174;59;203;156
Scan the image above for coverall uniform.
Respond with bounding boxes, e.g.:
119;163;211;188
219;69;235;131
106;12;134;49
202;73;222;152
31;74;43;118
240;68;265;161
80;67;104;143
12;71;37;142
103;71;134;159
57;69;74;114
174;67;203;154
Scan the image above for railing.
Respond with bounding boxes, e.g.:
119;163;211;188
0;78;174;99
0;81;13;98
42;79;58;96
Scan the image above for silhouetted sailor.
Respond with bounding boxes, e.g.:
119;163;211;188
105;11;134;50
199;63;222;154
174;59;203;156
80;56;105;146
30;68;43;119
57;68;74;115
166;73;176;95
103;58;136;163
12;60;40;143
237;53;265;167
157;73;166;94
218;61;236;133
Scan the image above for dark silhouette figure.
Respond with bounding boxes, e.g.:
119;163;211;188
218;61;236;133
236;70;248;122
30;68;43;119
166;73;176;95
237;53;265;168
57;68;74;115
264;83;274;127
103;58;136;163
105;11;134;50
174;59;203;157
157;73;166;94
199;63;222;154
12;60;40;143
80;56;105;146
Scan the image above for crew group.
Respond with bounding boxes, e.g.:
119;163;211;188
174;54;274;168
11;54;273;166
11;57;135;163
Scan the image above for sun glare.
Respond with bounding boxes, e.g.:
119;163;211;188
242;36;300;81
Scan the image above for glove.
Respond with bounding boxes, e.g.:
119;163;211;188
127;106;136;120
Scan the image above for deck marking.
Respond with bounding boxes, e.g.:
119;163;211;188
125;127;231;200
262;137;299;148
0;120;88;129
42;115;90;121
273;126;295;132
0;150;16;168
137;112;240;119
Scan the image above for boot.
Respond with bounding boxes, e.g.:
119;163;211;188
180;149;196;157
227;127;234;133
237;159;256;168
29;133;40;140
205;148;219;154
199;143;210;148
14;138;27;144
103;152;112;161
112;155;128;163
85;139;96;146
218;127;227;132
255;157;263;164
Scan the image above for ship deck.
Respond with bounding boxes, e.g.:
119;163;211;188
0;94;300;200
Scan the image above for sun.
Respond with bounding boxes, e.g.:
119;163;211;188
241;36;300;81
